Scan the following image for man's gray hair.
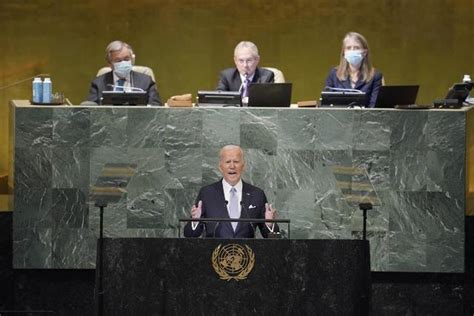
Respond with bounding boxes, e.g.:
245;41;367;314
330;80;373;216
219;145;245;162
105;40;134;63
234;41;259;58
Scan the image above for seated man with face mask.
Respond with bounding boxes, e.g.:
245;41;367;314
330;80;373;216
85;40;162;105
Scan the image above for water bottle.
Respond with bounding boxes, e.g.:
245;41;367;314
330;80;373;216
32;77;43;103
43;77;52;103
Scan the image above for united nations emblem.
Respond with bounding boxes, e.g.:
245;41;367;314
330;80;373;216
211;244;255;281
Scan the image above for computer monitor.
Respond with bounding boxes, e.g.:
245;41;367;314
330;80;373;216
247;83;292;107
101;91;148;105
374;85;419;108
197;90;241;107
320;90;366;107
445;82;473;106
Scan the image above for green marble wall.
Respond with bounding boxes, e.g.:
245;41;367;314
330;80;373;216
12;104;469;272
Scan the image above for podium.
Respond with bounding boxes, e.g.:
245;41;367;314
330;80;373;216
99;238;370;314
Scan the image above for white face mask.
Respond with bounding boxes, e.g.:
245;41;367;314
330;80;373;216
344;50;364;66
113;60;133;78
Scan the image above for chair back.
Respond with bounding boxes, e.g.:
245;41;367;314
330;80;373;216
262;67;285;83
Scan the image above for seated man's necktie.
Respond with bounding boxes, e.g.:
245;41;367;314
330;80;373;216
116;78;126;91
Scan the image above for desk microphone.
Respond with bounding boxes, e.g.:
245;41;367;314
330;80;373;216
238;73;249;94
211;200;229;238
106;83;145;92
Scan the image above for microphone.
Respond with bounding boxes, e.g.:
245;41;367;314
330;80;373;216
324;86;364;93
211;200;228;238
240;201;249;218
238;73;249;94
106;83;145;92
0;73;51;91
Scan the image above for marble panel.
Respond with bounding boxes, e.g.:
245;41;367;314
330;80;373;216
163;108;203;149
89;108;128;147
51;188;88;229
277;108;316;150
15;107;53;148
314;109;353;150
202;108;241;146
127;107;167;148
353;110;392;151
240;109;278;155
51;147;90;189
14;146;52;191
52;107;90;147
13;227;52;268
276;149;315;190
11;105;469;272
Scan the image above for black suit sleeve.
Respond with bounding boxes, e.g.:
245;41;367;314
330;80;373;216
368;71;383;108
324;68;337;89
259;69;275;84
216;70;230;91
146;79;163;106
86;78;101;104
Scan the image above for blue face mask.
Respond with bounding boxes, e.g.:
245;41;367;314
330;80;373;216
113;60;133;78
344;50;364;66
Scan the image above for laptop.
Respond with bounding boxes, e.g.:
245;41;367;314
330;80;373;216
247;83;292;107
374;85;419;108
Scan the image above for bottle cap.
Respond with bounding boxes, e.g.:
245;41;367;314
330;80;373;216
44;77;51;82
33;77;42;82
463;74;471;83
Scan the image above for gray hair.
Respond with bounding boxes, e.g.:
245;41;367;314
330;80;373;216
234;41;259;58
105;40;134;63
219;145;245;162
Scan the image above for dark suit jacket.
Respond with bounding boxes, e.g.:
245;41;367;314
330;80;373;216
184;180;278;238
86;70;162;105
324;68;383;107
216;67;275;91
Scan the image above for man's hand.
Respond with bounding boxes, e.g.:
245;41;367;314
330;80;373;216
265;203;276;230
191;200;202;227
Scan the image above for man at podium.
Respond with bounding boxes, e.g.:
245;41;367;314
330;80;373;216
184;145;278;238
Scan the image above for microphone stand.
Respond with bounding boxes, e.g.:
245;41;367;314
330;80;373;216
358;202;372;315
359;203;372;241
0;73;50;91
95;200;108;316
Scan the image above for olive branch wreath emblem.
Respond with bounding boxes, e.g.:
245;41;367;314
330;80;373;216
211;244;255;281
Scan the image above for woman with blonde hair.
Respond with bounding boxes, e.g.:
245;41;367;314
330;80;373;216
324;32;383;107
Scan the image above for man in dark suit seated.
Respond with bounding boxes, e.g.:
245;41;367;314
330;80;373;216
184;145;278;238
216;41;274;102
85;40;162;105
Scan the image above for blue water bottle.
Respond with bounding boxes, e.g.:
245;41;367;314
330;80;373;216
43;77;52;103
32;77;43;103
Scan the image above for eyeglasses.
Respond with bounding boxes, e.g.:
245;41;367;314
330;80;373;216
236;58;256;65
